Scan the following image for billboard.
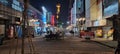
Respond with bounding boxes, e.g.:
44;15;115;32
103;0;118;18
76;0;85;17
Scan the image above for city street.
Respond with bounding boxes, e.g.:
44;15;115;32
0;36;114;54
0;0;119;54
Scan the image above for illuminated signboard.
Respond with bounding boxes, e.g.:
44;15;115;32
103;0;118;18
51;15;55;26
42;6;47;24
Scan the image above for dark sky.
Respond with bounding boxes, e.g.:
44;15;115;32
29;0;74;25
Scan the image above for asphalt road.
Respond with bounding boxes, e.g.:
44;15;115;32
0;36;114;54
26;36;114;54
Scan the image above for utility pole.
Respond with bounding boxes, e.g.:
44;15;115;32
22;0;28;54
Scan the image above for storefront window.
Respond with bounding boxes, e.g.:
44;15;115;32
107;27;114;40
96;28;103;38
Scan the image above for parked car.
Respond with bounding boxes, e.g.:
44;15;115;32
80;30;94;40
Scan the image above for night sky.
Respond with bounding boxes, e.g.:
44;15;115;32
29;0;74;25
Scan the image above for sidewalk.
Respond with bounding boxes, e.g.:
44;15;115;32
91;38;117;49
66;33;117;49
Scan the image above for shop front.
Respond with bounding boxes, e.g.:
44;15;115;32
103;0;119;41
0;20;5;45
106;15;120;41
28;19;41;36
7;16;21;39
88;19;114;40
0;16;10;44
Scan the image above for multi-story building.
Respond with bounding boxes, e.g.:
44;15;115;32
28;5;44;36
85;0;119;40
0;0;23;38
71;0;85;31
85;0;91;27
102;0;118;40
0;0;44;38
70;0;119;40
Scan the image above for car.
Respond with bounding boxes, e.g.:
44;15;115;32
80;30;94;40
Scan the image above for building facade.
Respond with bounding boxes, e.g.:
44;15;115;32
0;0;23;38
71;0;86;31
28;5;45;36
84;0;119;40
70;0;120;40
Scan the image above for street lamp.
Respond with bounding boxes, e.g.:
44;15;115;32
56;3;61;14
56;3;61;19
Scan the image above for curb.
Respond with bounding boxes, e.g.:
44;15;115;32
92;40;116;49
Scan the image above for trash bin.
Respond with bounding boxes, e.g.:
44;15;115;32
0;34;4;45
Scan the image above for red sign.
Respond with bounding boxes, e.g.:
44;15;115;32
51;15;55;26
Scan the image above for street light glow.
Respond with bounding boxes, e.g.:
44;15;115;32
56;3;61;19
79;18;82;21
56;3;60;8
56;15;59;19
